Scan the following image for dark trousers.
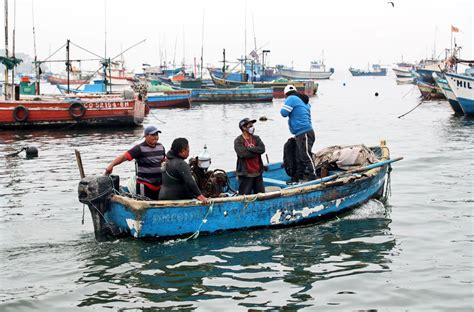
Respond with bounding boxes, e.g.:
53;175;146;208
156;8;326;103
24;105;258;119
238;175;265;195
136;182;159;200
295;129;317;180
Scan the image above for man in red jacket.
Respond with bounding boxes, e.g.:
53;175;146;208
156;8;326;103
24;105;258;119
234;118;266;195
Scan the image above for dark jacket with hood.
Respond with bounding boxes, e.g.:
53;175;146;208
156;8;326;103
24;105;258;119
158;150;202;200
234;134;266;177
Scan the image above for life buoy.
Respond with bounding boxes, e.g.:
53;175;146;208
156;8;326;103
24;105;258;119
69;102;86;119
13;105;29;122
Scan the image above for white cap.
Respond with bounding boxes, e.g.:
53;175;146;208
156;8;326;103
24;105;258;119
284;84;297;95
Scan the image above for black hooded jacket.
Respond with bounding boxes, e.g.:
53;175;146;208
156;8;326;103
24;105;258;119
286;90;309;104
158;150;202;200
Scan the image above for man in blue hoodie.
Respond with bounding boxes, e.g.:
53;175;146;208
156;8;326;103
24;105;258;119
280;85;317;181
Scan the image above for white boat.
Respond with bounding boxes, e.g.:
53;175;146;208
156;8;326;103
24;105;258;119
396;77;415;85
392;67;414;78
432;73;463;115
445;72;474;115
278;61;334;80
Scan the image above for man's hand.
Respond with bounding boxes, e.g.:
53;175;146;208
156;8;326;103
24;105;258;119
197;194;210;205
104;164;113;175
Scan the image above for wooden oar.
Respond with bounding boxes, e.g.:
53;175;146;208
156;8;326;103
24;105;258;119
287;157;403;189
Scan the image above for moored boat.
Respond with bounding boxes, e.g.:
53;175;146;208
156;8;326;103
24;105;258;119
146;90;191;109
78;141;401;241
445;72;474;115
278;61;334;80
433;73;463;115
0;91;146;129
46;74;91;86
349;64;387;77
209;72;317;98
190;87;273;103
392;67;414;78
415;80;445;100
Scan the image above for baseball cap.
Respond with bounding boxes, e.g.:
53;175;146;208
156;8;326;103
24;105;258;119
238;118;257;130
144;125;161;135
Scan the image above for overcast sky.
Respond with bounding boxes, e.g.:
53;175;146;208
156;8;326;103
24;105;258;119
1;0;472;73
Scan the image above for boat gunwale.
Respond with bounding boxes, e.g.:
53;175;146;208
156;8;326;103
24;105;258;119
111;141;390;212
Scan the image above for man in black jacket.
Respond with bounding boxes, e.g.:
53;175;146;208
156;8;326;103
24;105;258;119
234;118;266;195
159;138;209;204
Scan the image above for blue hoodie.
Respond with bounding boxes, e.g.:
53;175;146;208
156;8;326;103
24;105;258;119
280;94;313;136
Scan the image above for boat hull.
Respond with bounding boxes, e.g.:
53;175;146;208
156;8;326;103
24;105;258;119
78;143;392;240
190;88;273;103
416;81;445;100
349;69;387;76
0;97;145;129
46;75;90;85
434;75;463;115
146;91;191;109
445;73;474;115
279;68;333;80
210;73;318;98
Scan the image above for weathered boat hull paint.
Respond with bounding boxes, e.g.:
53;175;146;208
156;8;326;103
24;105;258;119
146;91;191;109
0;96;146;129
209;72;318;98
416;81;445;100
190;88;273;103
434;76;463;115
79;143;393;240
109;170;386;238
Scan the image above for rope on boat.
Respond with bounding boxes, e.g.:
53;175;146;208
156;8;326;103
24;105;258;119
182;201;215;241
242;194;258;210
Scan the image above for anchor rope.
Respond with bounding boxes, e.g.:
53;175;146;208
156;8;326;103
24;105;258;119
181;201;215;241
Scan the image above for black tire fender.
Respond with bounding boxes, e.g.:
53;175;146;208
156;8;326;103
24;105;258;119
13;105;29;122
69;102;86;119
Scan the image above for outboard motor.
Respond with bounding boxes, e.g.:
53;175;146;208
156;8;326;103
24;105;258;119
190;145;230;197
78;174;120;241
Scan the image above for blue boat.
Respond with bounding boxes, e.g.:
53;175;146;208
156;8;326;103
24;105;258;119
445;72;474;115
57;80;107;94
349;64;387;77
433;73;463;115
78;141;402;241
190;87;273;103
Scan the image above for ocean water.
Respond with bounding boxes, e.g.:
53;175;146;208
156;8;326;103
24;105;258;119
1;72;473;311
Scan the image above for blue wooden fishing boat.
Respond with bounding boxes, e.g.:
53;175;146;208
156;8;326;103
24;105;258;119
78;141;401;241
146;90;191;109
190;87;273;103
349;64;387;76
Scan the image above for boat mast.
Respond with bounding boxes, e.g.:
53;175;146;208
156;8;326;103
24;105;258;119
32;0;39;95
200;9;204;79
182;26;185;68
243;1;247;73
66;39;70;93
11;0;15;99
4;0;9;99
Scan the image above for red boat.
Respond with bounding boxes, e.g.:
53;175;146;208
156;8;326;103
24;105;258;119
146;90;191;109
0;93;146;129
46;75;91;85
